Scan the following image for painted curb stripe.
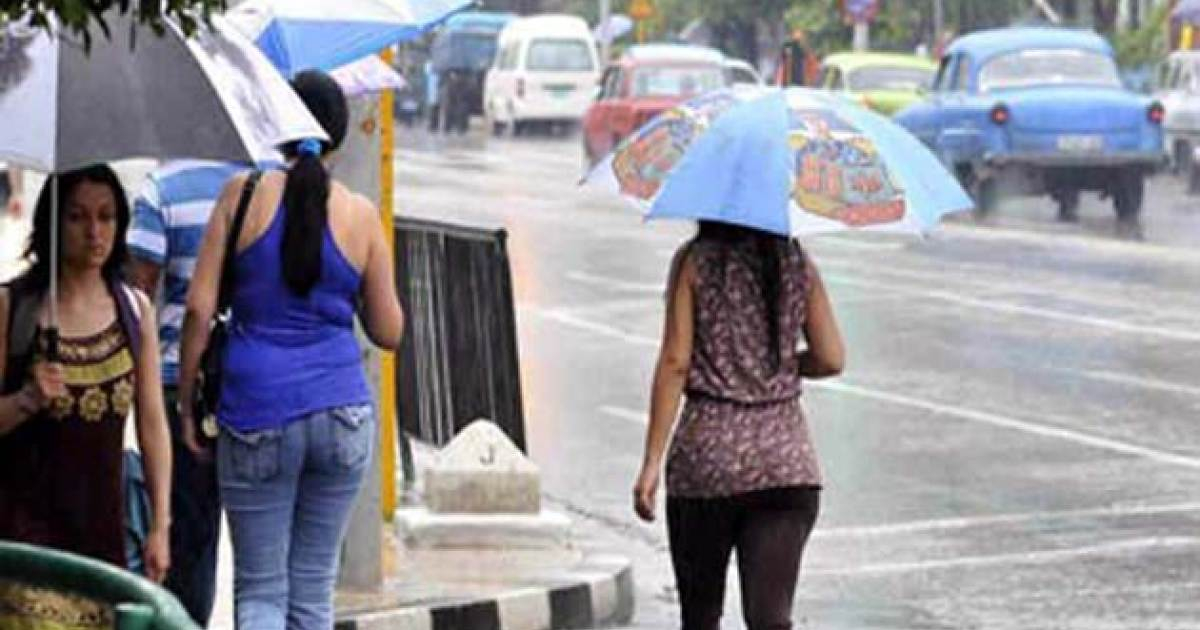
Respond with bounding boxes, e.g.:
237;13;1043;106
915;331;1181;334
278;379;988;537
336;559;635;630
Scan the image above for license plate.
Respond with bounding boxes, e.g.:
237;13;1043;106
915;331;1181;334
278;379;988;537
545;85;576;98
1057;134;1103;153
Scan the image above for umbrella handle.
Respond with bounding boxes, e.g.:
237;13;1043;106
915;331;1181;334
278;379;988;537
43;326;59;363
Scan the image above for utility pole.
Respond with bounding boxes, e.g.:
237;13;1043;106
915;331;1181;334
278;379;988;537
853;21;869;51
933;0;944;49
599;0;611;65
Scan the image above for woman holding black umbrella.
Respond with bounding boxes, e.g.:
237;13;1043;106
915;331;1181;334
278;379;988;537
0;164;172;579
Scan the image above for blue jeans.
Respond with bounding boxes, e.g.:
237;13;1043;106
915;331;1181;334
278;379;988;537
217;405;373;630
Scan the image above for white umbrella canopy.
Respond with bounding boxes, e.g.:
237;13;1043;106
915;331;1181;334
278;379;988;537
0;9;327;338
0;11;327;173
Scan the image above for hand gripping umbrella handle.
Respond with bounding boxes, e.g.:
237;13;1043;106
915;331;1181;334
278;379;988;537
43;326;59;363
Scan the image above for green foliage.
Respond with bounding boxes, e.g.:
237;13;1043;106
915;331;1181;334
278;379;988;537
0;0;227;51
1113;1;1169;69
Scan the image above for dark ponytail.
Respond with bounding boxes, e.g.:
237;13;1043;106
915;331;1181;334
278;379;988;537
281;149;329;295
755;235;784;372
282;70;350;297
697;221;787;372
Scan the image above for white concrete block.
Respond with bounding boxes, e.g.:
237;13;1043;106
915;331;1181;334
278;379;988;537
496;588;552;630
425;419;541;514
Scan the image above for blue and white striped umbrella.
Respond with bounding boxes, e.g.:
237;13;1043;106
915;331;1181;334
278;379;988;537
585;87;972;237
226;0;470;77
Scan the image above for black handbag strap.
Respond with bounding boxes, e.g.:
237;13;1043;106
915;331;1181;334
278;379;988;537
217;171;262;312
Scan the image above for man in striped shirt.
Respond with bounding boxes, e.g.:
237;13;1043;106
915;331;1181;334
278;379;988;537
127;159;264;626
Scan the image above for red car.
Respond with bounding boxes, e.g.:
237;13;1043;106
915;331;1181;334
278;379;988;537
583;44;727;166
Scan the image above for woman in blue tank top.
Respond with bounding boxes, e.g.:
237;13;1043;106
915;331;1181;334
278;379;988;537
177;70;404;630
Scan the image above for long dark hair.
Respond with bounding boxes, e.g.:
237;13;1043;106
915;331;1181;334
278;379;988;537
20;164;131;293
279;70;349;296
696;220;788;371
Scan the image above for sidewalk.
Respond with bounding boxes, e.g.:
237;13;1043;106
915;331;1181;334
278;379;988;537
208;439;634;630
1;166;634;630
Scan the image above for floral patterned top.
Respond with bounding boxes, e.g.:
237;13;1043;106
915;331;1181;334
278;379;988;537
665;238;824;498
0;320;133;567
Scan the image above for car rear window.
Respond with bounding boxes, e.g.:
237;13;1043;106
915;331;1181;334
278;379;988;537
633;66;724;98
847;66;934;91
526;39;595;72
979;48;1121;92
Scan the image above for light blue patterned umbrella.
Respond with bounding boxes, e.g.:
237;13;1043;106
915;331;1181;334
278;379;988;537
226;0;471;77
585;87;972;236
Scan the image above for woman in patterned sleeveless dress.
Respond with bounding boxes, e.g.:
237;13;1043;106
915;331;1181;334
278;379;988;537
633;220;845;630
0;165;173;580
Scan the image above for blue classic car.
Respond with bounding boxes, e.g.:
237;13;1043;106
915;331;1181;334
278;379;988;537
895;27;1165;226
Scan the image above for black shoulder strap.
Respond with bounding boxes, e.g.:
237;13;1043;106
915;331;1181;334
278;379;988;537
217;171;262;312
5;277;39;362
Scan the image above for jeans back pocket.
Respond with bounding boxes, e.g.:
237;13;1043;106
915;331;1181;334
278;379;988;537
221;426;283;483
330;405;374;470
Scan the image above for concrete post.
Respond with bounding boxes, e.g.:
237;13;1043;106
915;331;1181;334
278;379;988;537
599;0;611;66
334;95;385;590
853;21;870;51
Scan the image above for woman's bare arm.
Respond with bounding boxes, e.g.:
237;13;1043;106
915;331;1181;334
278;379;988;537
798;259;845;379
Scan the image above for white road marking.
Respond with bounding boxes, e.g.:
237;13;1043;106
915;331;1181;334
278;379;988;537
1076;370;1200;399
812;380;1200;470
816;501;1200;539
805;537;1200;577
599;405;647;425
524;306;657;348
532;304;1200;471
822;273;1200;342
565;271;663;294
567;267;1200;342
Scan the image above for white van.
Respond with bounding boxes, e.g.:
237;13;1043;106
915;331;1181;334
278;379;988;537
484;14;600;135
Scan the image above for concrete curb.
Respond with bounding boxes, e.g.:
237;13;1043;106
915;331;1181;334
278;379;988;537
335;554;634;630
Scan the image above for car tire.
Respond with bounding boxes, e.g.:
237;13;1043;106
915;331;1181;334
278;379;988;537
964;167;998;219
1112;172;1144;222
1174;141;1193;177
1055;190;1080;223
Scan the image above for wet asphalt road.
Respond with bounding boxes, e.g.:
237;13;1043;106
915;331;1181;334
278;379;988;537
395;125;1200;630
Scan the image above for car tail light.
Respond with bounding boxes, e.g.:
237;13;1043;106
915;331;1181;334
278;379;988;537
517;78;526;99
990;103;1010;125
1148;102;1165;124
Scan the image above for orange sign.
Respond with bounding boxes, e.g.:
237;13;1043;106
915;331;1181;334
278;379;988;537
629;0;655;20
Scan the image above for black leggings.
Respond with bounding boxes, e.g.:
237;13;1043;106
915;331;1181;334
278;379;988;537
667;486;821;630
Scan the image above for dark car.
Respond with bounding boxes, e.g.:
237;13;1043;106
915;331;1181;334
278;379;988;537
429;11;515;133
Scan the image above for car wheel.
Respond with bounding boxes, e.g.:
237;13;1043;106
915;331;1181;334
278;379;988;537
1055;190;1080;223
1189;163;1200;195
1112;172;1144;222
963;167;998;219
1174;141;1193;177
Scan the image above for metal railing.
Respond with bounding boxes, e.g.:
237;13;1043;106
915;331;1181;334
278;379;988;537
393;217;526;452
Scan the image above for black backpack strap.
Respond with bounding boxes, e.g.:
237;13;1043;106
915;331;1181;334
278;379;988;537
218;171;263;312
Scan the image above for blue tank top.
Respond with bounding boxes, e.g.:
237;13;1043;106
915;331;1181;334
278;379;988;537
218;204;371;430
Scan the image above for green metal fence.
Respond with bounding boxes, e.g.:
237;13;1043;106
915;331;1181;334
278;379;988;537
0;541;199;630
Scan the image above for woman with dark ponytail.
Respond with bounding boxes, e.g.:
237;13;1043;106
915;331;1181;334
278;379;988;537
632;220;844;630
178;70;404;630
